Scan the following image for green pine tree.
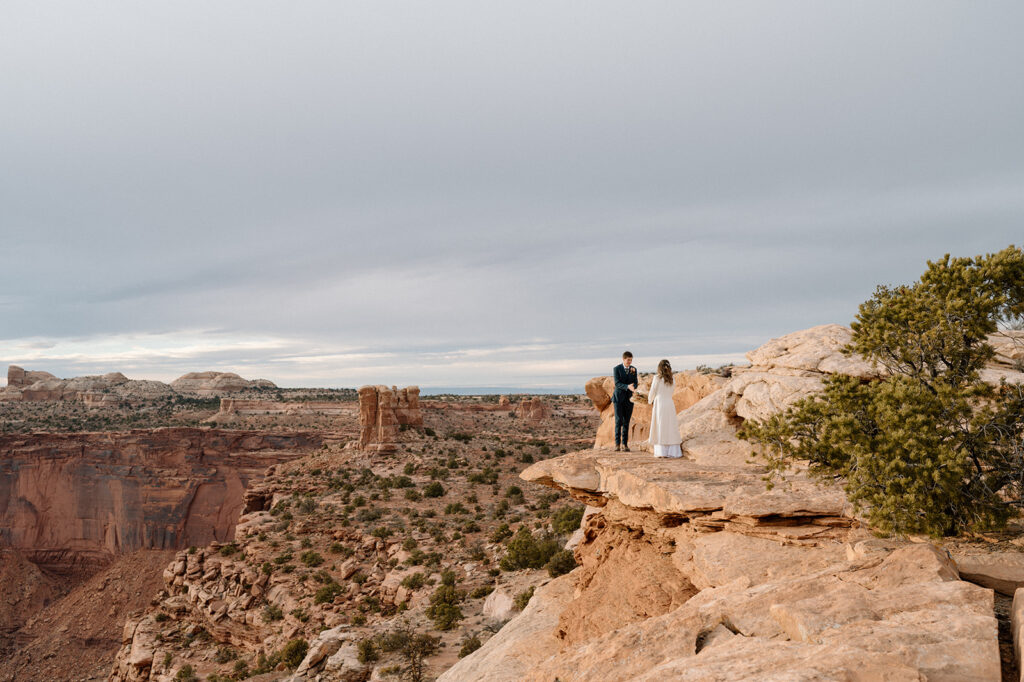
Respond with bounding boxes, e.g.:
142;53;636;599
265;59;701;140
739;245;1024;536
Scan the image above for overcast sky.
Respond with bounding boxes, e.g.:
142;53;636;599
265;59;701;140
1;2;1022;390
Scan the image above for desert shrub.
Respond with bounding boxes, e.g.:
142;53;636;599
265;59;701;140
300;550;324;567
444;502;468;515
740;246;1024;536
377;625;440;682
404;489;422;501
459;634;483;658
314;582;344;604
514;586;535;610
499;528;561;571
357;638;379;663
263;603;284;622
489;523;513;543
470;585;494;599
280;638;309;668
215;646;237;663
401;572;426;590
467;467;499;484
426;584;464;630
545;549;577;577
423;482;446;498
219;543;239;556
154;612;170;623
551;505;585;535
174;665;198;681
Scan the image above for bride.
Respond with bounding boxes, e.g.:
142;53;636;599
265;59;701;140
647;359;682;458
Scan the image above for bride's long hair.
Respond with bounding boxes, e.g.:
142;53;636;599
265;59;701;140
657;359;673;385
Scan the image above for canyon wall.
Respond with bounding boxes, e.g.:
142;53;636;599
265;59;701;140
0;428;322;571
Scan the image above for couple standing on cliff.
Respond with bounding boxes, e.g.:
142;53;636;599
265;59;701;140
613;351;682;458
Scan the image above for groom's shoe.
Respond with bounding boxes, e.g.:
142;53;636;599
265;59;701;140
614;444;621;452
622;445;630;452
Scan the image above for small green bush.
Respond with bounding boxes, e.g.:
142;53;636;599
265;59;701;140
499;528;561;571
514;586;535;610
459;634;482;658
423;482;446;498
300;550;324;567
545;550;577;577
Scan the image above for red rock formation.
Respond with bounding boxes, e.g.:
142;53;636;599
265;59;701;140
357;385;422;452
515;397;551;424
0;428;321;571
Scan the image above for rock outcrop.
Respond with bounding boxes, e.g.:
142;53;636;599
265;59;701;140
514;397;551;424
0;429;321;571
169;371;276;396
1;366;175;404
586;371;725;450
7;365;58;388
446;324;1012;681
357;385;422;452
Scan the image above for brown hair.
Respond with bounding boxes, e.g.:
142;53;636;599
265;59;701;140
622;351;633;359
657;359;673;384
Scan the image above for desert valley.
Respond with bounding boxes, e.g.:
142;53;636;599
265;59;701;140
1;322;1022;682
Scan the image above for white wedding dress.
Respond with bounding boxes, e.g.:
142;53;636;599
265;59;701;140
647;375;682;458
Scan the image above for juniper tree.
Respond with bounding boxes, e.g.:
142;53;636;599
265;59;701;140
739;245;1024;536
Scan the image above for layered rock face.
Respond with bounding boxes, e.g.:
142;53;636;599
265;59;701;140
357;385;422;452
0;429;321;571
169;371;276;396
586;371;725;450
208;398;357;423
446;324;1018;681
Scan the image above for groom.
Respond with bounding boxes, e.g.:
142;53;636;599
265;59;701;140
612;351;638;451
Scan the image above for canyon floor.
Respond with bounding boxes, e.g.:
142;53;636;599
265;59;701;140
0;393;596;682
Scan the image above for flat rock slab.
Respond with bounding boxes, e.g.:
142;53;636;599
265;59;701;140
522;452;852;522
955;552;1024;596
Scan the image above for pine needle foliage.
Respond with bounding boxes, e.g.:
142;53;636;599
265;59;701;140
739;246;1024;537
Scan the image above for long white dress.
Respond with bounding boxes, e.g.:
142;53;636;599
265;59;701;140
647;375;682;458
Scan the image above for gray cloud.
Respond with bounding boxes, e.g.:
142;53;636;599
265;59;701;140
1;1;1022;389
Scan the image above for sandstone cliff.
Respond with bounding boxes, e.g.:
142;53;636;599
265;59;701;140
170;372;277;396
444;324;1024;681
0;428;322;571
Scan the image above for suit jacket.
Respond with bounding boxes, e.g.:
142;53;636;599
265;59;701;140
612;363;638;404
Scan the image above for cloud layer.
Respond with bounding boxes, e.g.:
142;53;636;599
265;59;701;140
1;2;1022;389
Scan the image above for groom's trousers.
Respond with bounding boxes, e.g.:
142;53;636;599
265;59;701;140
614;399;633;446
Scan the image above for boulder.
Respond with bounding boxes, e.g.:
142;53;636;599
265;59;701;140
954;551;1024;596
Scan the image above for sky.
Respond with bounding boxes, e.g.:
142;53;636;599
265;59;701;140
1;2;1022;391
